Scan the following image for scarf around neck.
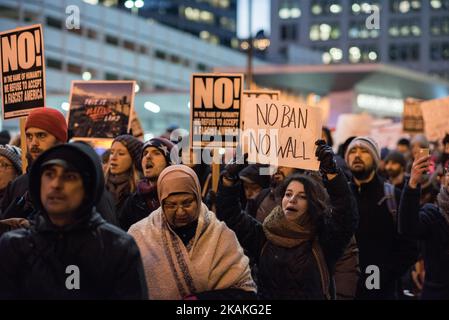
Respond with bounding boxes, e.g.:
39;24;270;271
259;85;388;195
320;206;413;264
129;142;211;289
106;172;131;207
262;205;330;299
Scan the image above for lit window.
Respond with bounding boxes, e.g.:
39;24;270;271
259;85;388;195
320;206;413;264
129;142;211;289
279;8;290;19
330;48;343;61
430;0;442;9
311;4;322;15
322;52;332;64
399;1;410;13
352;3;361;13
290;7;301;18
330;4;342;14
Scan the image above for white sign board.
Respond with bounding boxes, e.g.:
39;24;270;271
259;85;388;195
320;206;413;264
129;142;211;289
242;98;322;171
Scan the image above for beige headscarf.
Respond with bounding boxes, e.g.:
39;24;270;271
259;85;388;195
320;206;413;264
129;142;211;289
157;165;202;209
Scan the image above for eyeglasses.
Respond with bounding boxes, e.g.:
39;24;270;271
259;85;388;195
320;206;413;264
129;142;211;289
163;199;196;212
0;162;14;170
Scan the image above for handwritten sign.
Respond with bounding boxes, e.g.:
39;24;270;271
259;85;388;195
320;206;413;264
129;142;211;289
420;96;449;142
242;98;322;171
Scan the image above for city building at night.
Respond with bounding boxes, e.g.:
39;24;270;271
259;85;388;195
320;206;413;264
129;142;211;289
0;0;263;134
269;0;449;81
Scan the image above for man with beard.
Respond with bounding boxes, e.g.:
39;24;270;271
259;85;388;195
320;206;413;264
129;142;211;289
345;137;418;299
119;137;175;230
0;108;68;220
384;151;408;190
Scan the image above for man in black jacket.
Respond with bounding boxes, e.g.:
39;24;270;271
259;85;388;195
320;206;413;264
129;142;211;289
0;108;117;226
0;142;147;299
345;136;418;299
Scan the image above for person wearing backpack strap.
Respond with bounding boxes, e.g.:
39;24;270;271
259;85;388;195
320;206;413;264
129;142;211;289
346;136;418;299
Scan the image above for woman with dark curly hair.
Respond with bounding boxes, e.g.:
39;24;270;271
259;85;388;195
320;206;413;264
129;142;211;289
216;140;359;299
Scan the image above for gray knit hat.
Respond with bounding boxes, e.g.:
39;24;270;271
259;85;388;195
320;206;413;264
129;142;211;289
345;136;380;166
0;144;22;174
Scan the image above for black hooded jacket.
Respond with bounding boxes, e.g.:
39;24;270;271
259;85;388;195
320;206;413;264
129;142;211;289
0;143;147;299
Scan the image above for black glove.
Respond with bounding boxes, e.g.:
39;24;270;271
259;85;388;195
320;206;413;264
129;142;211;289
315;140;338;175
222;153;248;181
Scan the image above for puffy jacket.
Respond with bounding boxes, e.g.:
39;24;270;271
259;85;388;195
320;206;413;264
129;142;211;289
0;143;147;299
399;184;449;299
216;170;358;300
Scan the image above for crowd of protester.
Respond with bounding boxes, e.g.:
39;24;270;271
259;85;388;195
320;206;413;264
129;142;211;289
0;108;448;300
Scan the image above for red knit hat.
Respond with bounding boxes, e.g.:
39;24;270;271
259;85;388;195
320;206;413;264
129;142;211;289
25;108;68;143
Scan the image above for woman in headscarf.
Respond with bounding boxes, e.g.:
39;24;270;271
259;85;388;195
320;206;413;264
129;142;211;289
216;140;359;299
105;135;142;214
399;153;449;299
128;165;257;300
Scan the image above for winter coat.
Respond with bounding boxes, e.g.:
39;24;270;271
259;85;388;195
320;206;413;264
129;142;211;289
119;190;159;231
399;184;449;299
350;174;419;299
216;171;358;300
0;143;147;299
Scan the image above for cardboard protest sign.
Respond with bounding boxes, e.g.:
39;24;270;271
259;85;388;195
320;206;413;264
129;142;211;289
333;113;373;149
402;98;424;133
130;108;144;141
242;89;280;130
370;119;409;150
243;89;280;100
242;98;322;171
190;73;243;148
420;96;449;142
68;81;135;140
0;24;45;119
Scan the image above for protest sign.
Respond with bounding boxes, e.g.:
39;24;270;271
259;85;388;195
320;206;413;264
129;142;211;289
333;113;373;149
242;98;322;171
68;81;135;140
420;96;449;142
1;24;45;119
190;73;243;148
130;108;144;141
243;89;280;100
402;98;424;133
370;119;409;150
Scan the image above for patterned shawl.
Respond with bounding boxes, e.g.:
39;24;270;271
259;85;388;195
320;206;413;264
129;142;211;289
128;203;256;299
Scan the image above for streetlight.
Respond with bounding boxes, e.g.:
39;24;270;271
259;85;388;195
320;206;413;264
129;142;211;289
124;0;144;15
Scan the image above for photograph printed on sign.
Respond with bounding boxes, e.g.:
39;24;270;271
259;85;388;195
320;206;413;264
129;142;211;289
68;81;135;139
0;24;46;119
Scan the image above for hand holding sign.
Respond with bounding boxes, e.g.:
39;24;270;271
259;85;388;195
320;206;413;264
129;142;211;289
315;140;338;175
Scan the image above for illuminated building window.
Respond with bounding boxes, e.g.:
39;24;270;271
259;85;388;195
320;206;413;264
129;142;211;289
310;23;341;41
351;1;380;15
348;21;379;39
390;0;421;12
389;20;421;37
311;1;342;16
278;3;301;20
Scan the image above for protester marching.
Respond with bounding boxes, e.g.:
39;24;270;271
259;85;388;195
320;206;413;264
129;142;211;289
1;20;449;304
